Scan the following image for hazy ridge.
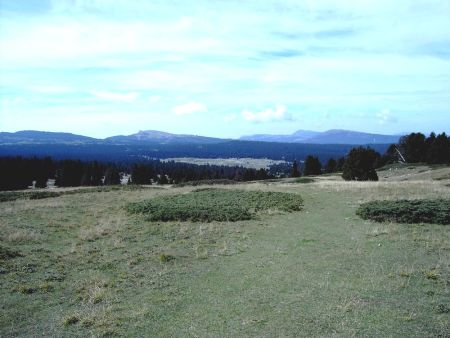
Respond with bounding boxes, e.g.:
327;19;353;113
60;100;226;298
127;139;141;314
0;129;401;145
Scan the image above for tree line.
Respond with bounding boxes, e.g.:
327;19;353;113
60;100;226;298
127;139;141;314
0;157;274;191
0;141;389;163
1;132;448;190
290;132;449;181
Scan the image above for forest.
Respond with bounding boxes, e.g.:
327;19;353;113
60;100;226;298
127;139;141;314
0;139;389;163
0;132;448;191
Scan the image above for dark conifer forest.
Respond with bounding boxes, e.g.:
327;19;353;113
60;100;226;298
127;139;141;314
0;132;448;190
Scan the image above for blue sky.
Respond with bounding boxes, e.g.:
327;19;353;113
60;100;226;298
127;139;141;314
1;0;449;138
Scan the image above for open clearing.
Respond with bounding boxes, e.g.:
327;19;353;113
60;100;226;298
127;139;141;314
1;166;449;337
161;157;287;169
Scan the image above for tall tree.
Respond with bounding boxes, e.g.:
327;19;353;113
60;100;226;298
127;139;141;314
342;147;379;181
130;164;153;184
104;167;121;185
430;132;450;164
324;158;337;173
399;132;426;163
303;156;322;176
55;160;84;187
291;160;300;177
157;174;168;185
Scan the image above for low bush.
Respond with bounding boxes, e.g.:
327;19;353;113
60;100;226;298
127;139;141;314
294;177;315;184
126;188;303;222
159;254;175;262
28;191;62;200
0;185;150;203
174;179;238;187
0;245;23;260
356;199;450;225
12;284;36;294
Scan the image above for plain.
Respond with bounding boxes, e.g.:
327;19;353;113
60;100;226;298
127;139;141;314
1;165;449;337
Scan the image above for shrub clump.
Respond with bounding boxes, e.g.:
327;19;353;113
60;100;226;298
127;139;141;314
0;245;23;260
159;254;175;262
0;185;150;203
294;177;315;184
356;199;450;225
174;179;238;187
126;188;303;222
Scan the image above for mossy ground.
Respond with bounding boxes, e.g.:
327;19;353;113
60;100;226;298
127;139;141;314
357;199;450;224
1;165;449;337
126;188;303;222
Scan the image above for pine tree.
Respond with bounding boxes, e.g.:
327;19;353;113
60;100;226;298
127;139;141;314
325;158;337;173
104;167;121;185
130;164;153;184
342;147;379;181
303;156;322;176
431;132;450;164
291;160;300;177
157;174;168;185
399;132;426;163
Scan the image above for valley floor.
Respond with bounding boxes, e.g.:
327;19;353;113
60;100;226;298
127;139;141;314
1;166;449;337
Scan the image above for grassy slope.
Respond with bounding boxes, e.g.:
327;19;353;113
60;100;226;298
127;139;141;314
1;167;449;337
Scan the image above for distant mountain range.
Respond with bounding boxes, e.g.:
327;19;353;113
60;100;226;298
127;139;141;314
105;130;225;145
240;129;402;144
0;130;99;144
0;129;401;146
0;130;226;145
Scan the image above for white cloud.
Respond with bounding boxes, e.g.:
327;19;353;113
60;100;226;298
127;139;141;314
148;95;161;103
28;85;73;94
224;113;237;122
376;109;397;124
241;104;290;122
172;101;207;116
1;1;450;136
91;90;139;102
174;16;194;31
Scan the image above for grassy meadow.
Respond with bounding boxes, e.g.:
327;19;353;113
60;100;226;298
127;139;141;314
1;165;449;337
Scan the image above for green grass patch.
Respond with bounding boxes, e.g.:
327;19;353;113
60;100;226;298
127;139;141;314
1;178;449;337
433;173;450;181
430;164;449;170
0;191;62;202
126;188;303;222
294;177;315;184
174;179;238;187
356;199;450;225
159;253;176;262
0;185;150;203
0;245;23;260
298;239;318;246
377;163;409;171
12;284;37;295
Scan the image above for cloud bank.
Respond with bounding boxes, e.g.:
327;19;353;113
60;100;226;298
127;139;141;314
173;102;208;116
242;105;291;123
1;0;449;137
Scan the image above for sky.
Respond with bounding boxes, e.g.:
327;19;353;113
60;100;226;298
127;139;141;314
0;0;449;139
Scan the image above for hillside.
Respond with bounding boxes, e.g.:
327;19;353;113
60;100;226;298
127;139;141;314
0;141;391;163
0;130;397;163
104;130;226;145
0;131;98;144
1;129;401;146
241;129;401;144
1;165;449;336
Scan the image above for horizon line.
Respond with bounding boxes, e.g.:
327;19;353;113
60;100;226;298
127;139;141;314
1;128;443;141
